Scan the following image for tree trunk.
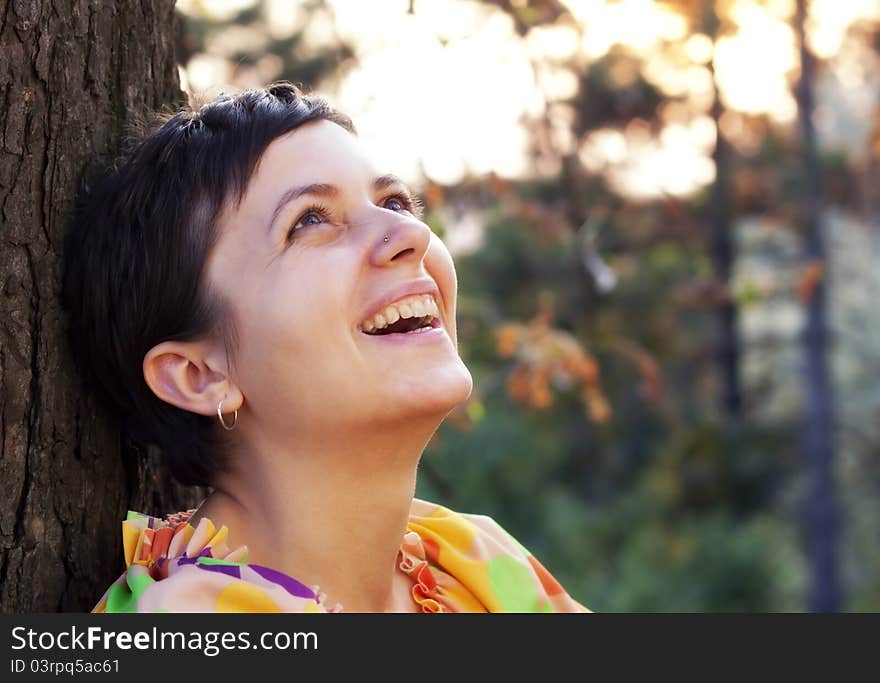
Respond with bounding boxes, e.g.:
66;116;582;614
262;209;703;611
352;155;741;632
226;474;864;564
794;0;840;612
705;2;742;417
0;0;204;613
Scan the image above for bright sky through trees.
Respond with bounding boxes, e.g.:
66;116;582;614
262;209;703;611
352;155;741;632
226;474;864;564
176;0;880;198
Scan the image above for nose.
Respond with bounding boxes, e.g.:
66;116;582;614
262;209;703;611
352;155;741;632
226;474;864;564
370;213;432;266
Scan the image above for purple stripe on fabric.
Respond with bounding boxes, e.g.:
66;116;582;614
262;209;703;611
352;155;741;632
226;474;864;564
197;563;241;579
251;564;315;599
177;547;214;566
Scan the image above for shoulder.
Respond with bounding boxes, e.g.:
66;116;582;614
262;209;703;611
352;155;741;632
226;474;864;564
92;509;335;613
406;498;592;613
408;498;536;561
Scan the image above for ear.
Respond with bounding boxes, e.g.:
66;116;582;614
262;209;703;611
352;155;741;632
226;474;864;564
143;340;242;417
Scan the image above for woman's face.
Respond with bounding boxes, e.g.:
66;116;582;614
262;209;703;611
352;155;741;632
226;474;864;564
204;119;473;442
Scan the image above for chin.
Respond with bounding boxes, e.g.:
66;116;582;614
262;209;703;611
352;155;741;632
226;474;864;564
392;361;473;417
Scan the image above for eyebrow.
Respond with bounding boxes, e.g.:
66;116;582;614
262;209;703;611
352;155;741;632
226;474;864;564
267;174;415;234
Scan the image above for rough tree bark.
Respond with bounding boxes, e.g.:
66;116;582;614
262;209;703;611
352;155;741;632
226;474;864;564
0;0;205;613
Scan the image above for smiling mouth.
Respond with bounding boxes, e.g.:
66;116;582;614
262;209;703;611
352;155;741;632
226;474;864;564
360;315;441;336
358;292;442;336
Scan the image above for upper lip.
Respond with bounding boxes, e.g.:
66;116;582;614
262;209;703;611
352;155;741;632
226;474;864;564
357;277;442;330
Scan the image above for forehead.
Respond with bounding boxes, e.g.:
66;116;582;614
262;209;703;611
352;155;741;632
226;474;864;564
252;119;374;188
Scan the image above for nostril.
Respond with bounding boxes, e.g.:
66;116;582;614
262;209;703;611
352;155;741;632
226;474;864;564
390;248;415;261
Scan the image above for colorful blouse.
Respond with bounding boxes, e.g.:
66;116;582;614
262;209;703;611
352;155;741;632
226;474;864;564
92;498;590;613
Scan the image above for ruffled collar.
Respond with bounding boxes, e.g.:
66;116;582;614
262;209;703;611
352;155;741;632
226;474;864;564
122;505;451;613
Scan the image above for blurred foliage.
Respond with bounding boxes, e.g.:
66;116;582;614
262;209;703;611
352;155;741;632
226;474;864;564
178;0;880;611
420;182;803;611
175;0;355;92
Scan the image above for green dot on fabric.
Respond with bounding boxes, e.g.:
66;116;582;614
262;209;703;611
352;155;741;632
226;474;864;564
106;571;154;613
487;556;540;612
196;557;244;567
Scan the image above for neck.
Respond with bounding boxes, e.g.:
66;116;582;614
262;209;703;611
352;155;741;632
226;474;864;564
206;413;440;612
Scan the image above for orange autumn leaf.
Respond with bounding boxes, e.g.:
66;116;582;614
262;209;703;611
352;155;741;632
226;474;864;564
507;365;531;402
798;260;824;305
636;351;662;404
530;383;554;408
871;109;880;158
495;323;522;358
528;364;554;408
424;181;445;209
489;172;511;197
565;354;599;386
498;308;609;421
584;386;612;423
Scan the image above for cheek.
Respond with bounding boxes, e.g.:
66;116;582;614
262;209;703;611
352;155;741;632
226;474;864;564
236;295;342;398
234;275;307;353
427;237;457;307
425;235;460;342
249;260;351;353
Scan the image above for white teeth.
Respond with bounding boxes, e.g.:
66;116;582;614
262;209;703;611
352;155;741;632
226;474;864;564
359;294;441;333
424;297;439;318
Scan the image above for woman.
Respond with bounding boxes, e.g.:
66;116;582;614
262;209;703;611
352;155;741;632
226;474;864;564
63;82;589;613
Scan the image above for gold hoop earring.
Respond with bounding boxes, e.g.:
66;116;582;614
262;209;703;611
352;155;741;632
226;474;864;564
217;398;237;431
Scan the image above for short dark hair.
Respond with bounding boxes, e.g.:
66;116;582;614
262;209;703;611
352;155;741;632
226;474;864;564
61;82;355;487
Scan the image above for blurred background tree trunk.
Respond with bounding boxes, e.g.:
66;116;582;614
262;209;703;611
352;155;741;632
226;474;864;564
794;0;840;613
0;0;203;613
705;1;742;417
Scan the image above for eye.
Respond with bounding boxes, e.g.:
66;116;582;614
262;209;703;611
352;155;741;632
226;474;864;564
383;194;409;212
286;203;332;240
383;193;424;219
285;193;424;242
